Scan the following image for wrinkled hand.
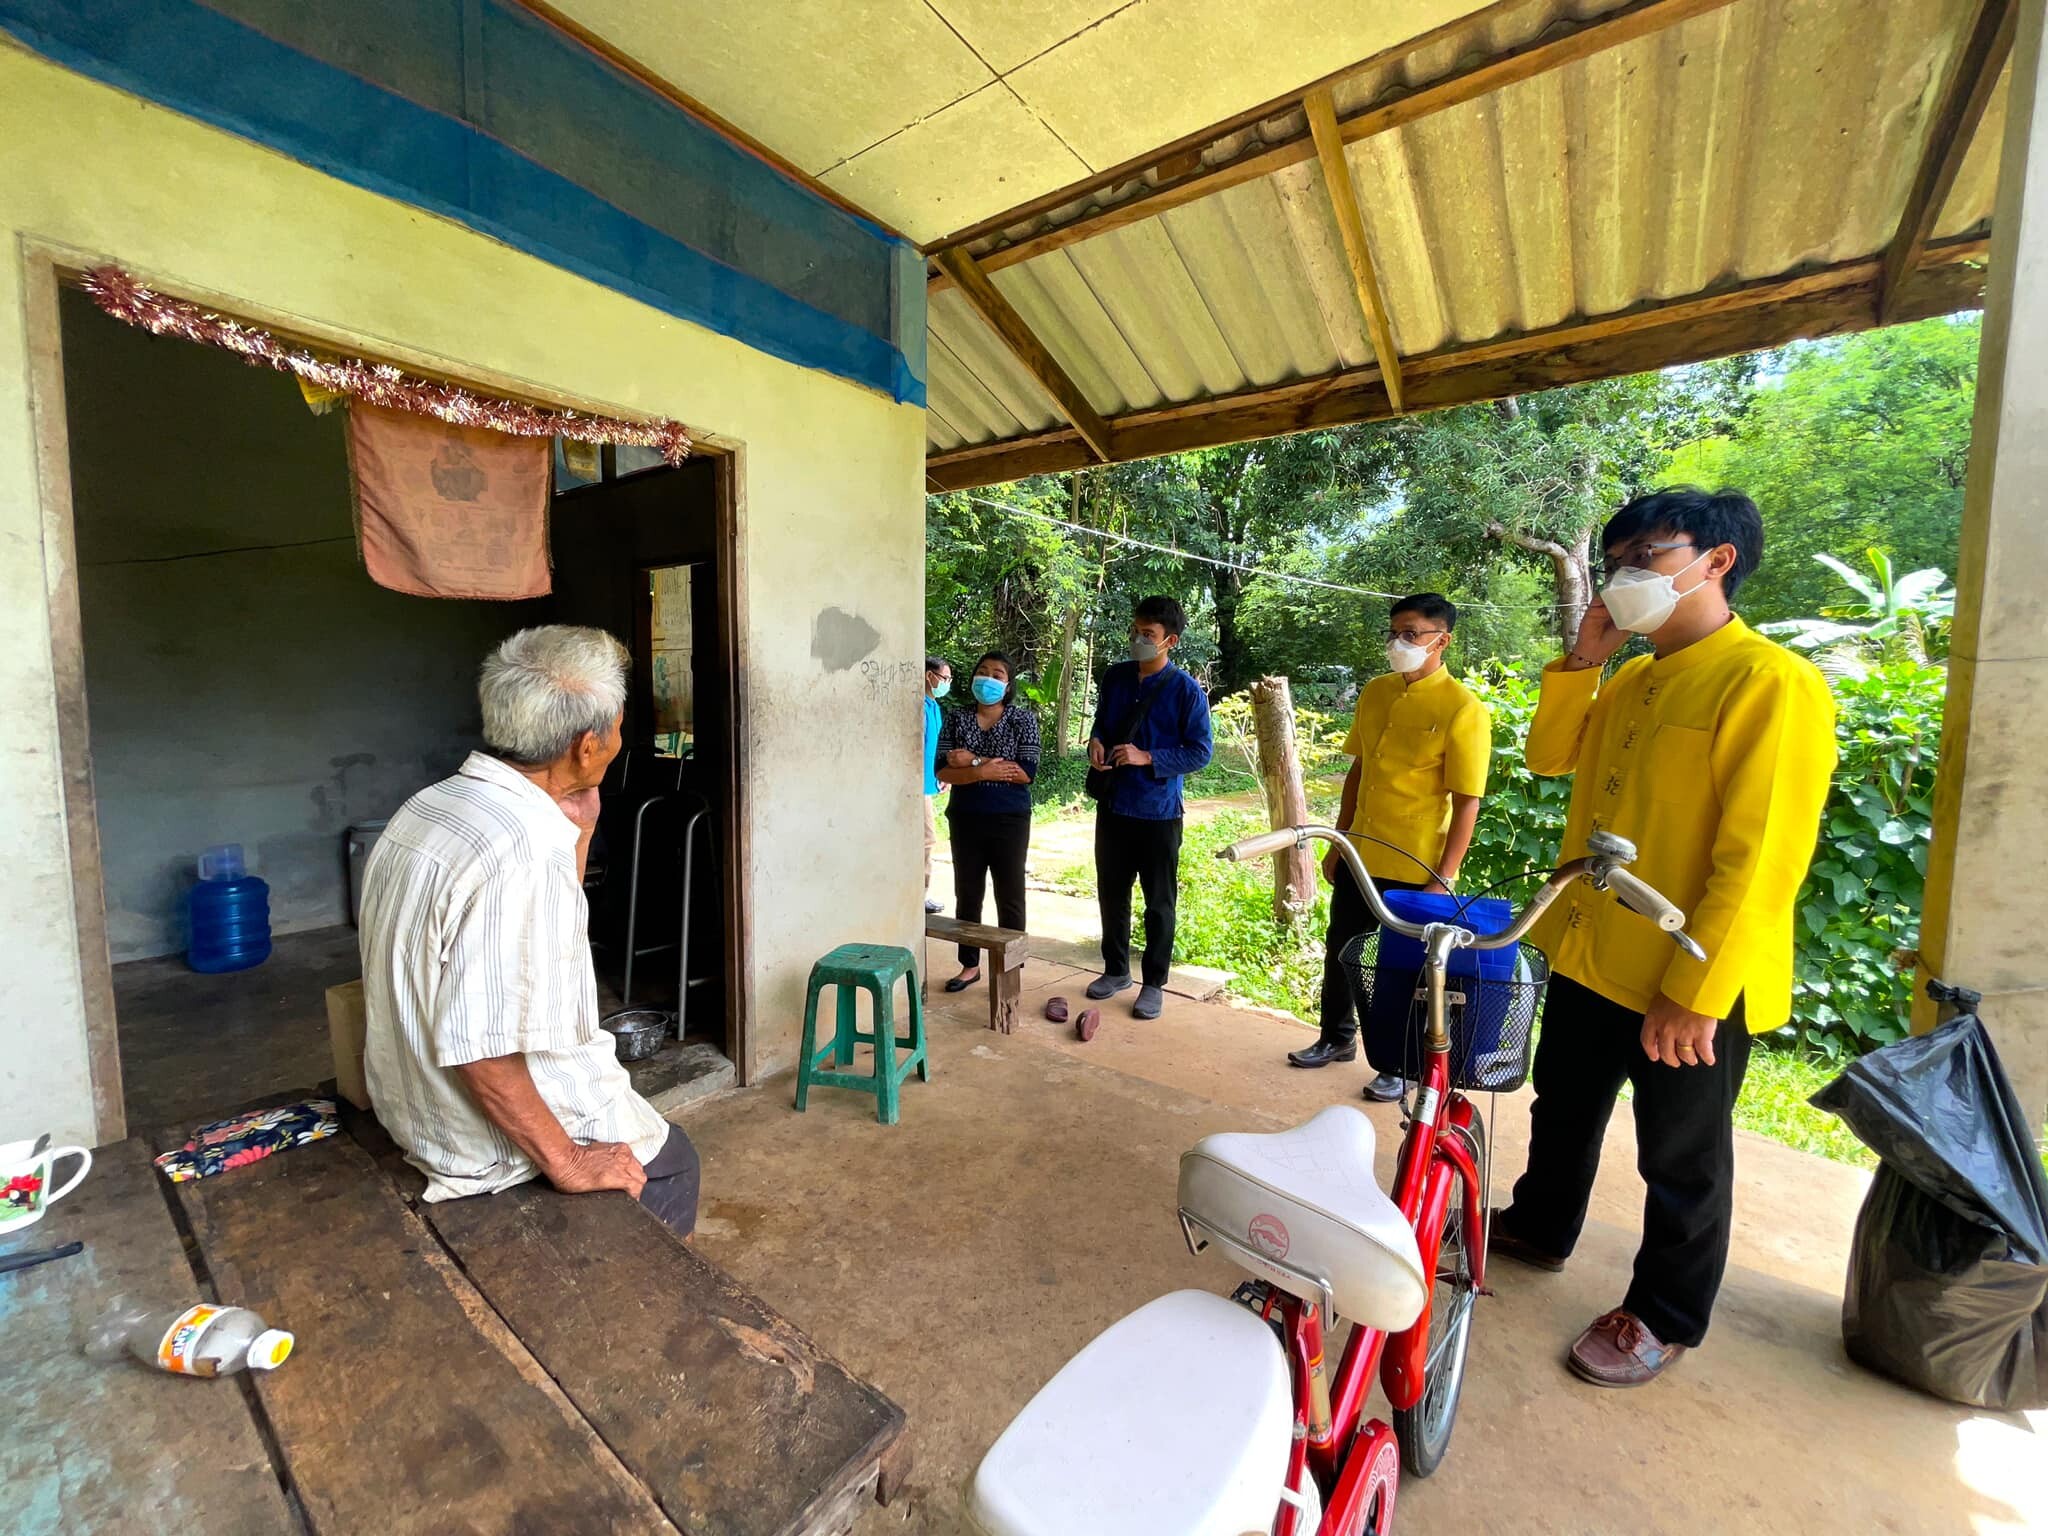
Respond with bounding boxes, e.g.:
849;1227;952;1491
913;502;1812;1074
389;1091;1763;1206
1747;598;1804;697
558;787;603;833
1423;877;1452;897
984;758;1030;784
543;1140;647;1197
1320;846;1343;885
1568;597;1626;668
1640;995;1719;1068
1087;738;1108;770
945;748;975;768
1110;743;1153;768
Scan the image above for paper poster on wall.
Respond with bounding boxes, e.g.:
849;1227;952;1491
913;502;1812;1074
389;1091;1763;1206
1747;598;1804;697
347;404;552;600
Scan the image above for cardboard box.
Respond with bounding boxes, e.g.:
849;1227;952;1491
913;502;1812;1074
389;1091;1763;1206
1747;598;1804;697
326;979;370;1110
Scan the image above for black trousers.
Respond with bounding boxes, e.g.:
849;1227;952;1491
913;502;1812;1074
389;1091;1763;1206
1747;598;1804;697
951;812;1030;965
1316;868;1424;1045
1095;812;1183;988
638;1125;701;1237
1499;975;1752;1348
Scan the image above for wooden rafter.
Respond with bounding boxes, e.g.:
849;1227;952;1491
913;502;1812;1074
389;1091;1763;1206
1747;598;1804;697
925;240;1989;491
1305;85;1404;413
1879;0;2015;323
932;248;1114;462
926;0;1740;292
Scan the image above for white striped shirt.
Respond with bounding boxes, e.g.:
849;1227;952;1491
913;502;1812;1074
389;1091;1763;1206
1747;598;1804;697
360;752;669;1202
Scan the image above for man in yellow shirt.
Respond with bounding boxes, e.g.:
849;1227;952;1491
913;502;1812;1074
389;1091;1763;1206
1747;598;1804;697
1287;594;1490;1103
1491;488;1836;1389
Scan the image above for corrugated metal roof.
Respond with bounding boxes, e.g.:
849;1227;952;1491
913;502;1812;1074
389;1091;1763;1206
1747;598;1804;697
925;0;2005;457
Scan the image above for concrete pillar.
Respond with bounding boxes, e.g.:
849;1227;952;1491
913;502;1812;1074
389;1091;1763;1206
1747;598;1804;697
1914;0;2048;1137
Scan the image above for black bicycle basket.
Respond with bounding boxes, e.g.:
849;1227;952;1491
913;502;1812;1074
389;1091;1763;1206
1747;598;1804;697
1340;930;1550;1092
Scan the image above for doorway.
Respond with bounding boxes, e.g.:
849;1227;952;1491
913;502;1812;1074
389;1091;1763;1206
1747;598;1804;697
41;276;747;1134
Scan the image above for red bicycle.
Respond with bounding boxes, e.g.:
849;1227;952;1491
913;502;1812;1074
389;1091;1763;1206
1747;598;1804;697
970;825;1704;1536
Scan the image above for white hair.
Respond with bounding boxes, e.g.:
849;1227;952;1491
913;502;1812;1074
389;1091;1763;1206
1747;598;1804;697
479;626;629;766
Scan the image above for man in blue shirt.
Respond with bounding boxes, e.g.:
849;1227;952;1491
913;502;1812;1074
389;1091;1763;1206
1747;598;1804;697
1086;596;1214;1020
922;656;951;914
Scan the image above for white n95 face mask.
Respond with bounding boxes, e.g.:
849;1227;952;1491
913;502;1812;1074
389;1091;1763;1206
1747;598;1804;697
1385;637;1430;674
1599;549;1712;634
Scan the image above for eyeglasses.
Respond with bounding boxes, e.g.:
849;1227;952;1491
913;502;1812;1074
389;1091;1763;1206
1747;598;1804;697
1387;628;1446;645
1595;540;1696;586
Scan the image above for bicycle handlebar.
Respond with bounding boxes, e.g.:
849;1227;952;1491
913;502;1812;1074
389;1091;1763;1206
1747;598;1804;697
1216;823;1706;963
1221;827;1307;861
1602;866;1682;932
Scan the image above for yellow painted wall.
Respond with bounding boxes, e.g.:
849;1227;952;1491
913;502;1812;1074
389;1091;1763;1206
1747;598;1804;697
0;42;928;1143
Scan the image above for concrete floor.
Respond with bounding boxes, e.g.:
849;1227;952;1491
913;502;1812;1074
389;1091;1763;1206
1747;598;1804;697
114;925;363;1132
681;953;2048;1536
113;924;733;1133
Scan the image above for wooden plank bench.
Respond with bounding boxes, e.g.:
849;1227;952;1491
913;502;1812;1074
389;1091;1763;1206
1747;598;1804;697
0;1094;909;1536
166;1122;678;1535
925;915;1029;1033
0;1139;294;1536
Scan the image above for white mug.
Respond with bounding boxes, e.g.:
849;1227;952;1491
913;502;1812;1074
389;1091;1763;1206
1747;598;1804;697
1;1137;92;1235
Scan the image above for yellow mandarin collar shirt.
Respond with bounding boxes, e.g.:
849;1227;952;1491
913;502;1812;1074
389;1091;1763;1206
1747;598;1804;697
1526;616;1837;1031
1343;664;1491;884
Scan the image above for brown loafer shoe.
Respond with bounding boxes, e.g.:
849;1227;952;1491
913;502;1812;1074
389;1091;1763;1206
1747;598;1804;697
1044;996;1070;1023
1567;1309;1686;1387
1487;1213;1566;1273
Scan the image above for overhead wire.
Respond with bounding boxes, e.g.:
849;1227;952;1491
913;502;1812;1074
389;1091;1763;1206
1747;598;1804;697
941;491;1585;614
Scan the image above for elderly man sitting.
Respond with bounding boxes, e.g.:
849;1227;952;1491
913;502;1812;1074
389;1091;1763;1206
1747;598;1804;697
360;625;699;1235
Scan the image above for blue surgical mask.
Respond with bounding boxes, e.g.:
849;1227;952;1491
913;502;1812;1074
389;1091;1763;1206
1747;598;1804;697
929;678;950;700
971;676;1007;706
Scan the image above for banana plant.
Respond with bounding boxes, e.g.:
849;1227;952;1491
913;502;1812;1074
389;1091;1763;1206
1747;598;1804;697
1759;550;1953;671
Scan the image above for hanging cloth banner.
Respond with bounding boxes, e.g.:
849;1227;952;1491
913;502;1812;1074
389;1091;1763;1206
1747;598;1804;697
80;267;691;463
347;404;552;600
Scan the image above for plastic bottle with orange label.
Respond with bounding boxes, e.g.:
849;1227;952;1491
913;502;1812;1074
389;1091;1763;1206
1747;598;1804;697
84;1301;294;1377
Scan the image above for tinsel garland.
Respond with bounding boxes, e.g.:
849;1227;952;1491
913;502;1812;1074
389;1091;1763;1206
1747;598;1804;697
80;267;691;464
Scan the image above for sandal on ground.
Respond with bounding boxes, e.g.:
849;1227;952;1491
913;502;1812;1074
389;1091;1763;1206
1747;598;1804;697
1044;996;1070;1023
1075;1009;1102;1042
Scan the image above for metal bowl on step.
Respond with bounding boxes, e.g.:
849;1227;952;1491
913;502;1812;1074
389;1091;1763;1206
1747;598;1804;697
601;1008;671;1062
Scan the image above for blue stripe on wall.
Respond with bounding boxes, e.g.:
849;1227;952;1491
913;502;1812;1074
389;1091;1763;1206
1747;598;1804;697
0;0;927;406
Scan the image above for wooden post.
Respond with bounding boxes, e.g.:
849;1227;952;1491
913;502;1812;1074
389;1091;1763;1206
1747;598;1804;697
1052;471;1083;757
1250;676;1315;926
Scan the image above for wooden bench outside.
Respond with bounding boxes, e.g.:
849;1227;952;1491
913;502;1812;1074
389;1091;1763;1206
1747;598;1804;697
924;915;1029;1034
6;1095;907;1536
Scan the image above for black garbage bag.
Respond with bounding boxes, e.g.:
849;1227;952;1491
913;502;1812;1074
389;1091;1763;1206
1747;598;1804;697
1810;1011;2048;1410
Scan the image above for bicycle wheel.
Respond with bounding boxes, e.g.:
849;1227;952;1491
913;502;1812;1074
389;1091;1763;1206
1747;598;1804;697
1392;1110;1483;1478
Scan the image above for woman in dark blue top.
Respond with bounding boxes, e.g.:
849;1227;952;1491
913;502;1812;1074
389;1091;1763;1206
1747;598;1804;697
935;651;1040;991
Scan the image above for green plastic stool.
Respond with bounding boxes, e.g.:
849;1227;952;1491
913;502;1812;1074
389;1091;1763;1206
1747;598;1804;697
794;943;929;1124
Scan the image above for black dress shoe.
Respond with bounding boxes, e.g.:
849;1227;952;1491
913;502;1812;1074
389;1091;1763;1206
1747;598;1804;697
944;972;981;993
1361;1071;1407;1103
1086;973;1134;1001
1488;1211;1568;1273
1287;1038;1359;1068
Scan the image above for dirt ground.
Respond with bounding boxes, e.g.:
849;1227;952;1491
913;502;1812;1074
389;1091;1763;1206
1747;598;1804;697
679;954;2048;1536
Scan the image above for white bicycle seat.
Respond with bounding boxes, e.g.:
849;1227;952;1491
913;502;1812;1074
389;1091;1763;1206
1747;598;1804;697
1179;1105;1427;1330
970;1289;1296;1536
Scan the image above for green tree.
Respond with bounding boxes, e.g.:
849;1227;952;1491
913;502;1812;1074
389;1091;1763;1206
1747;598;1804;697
1660;314;1979;624
1385;365;1751;648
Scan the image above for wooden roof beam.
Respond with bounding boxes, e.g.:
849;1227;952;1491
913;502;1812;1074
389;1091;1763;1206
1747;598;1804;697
1305;85;1405;413
1879;0;2015;323
932;248;1114;462
925;239;1989;491
927;0;1741;290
